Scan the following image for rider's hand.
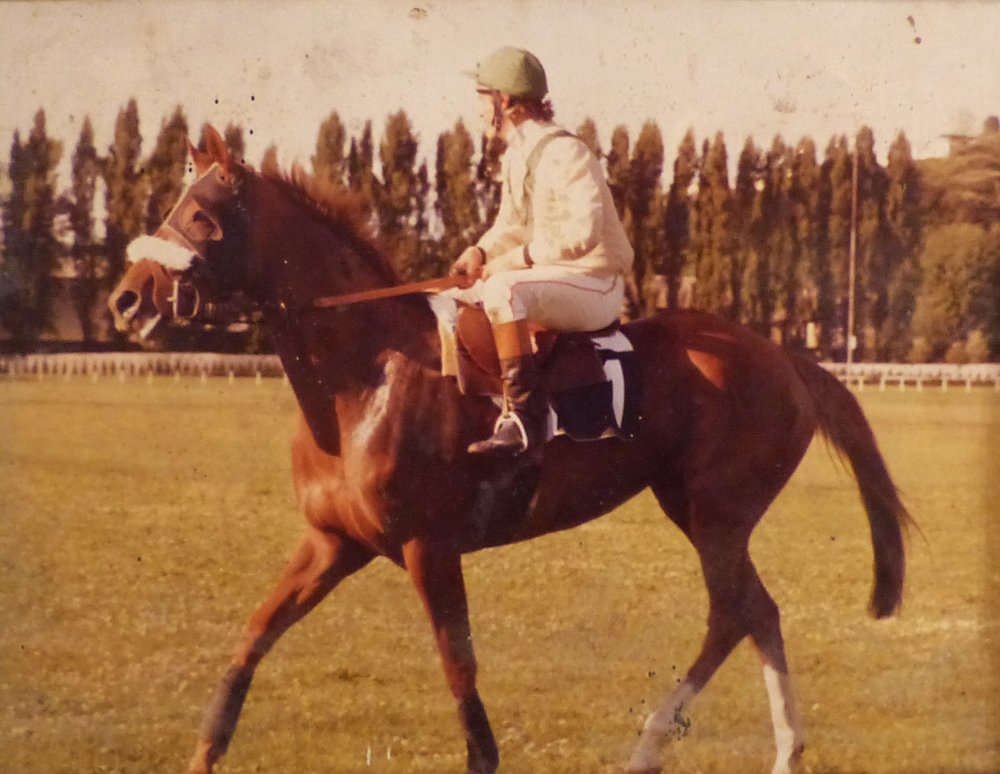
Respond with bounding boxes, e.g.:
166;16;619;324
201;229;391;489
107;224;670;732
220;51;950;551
450;246;485;287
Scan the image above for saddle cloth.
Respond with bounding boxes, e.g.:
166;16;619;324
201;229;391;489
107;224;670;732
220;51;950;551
448;304;641;443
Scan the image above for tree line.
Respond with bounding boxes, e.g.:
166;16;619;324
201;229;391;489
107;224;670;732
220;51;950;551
2;101;998;361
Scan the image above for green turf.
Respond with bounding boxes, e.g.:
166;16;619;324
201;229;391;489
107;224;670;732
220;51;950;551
1;376;997;773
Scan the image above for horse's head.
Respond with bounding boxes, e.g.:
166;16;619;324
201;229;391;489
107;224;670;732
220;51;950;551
109;125;251;338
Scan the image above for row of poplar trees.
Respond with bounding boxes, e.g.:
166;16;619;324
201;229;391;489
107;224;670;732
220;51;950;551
3;101;999;360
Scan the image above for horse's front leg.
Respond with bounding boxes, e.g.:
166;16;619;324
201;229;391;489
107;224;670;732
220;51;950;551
185;528;373;774
403;538;499;774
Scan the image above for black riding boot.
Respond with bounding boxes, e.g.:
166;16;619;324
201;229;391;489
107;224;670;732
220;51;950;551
468;354;546;455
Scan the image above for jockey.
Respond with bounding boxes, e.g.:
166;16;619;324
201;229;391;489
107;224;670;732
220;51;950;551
447;46;634;455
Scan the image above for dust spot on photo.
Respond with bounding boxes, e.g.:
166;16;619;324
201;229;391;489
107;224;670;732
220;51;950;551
773;97;796;115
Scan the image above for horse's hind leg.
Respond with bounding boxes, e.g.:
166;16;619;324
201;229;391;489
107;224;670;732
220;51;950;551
627;498;804;774
185;527;373;774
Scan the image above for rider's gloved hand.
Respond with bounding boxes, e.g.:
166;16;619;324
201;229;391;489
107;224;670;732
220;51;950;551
450;246;486;287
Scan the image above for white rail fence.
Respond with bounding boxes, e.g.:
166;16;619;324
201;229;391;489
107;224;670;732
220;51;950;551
1;353;999;391
824;362;1000;392
0;352;284;381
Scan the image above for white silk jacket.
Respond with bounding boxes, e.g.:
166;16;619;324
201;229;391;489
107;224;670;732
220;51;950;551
477;119;634;277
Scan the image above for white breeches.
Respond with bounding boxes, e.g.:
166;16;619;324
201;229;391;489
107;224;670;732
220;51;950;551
442;265;624;330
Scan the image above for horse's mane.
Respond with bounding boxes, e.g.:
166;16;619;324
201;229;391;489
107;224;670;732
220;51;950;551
262;165;402;286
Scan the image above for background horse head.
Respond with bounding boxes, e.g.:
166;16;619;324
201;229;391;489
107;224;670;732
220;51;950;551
109;125;912;774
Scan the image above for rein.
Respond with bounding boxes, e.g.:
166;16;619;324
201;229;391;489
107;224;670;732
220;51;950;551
310;275;466;309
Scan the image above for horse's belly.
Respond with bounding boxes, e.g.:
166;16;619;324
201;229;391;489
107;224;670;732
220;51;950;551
511;437;653;542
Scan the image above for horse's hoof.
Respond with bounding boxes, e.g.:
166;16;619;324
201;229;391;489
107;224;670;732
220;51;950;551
467;752;499;774
184;739;218;774
625;751;662;773
771;743;806;774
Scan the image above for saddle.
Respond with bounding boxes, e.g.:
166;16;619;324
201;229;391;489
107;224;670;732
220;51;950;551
454;304;641;442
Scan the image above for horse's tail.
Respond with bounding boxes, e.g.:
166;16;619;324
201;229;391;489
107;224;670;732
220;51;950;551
790;353;913;619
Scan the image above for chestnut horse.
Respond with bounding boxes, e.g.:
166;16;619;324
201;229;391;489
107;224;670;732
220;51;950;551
109;126;911;774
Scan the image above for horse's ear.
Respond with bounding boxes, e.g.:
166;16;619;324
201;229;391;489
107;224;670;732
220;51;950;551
188;138;214;176
202;124;232;171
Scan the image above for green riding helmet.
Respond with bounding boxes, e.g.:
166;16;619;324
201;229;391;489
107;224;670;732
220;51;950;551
470;46;548;100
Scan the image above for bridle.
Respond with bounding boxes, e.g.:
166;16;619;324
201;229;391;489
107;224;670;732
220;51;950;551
123;161;465;332
122;162;250;328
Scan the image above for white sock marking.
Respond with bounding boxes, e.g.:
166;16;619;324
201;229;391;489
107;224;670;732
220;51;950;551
763;664;805;774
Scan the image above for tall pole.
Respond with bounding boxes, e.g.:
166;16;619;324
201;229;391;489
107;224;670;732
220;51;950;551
846;144;858;375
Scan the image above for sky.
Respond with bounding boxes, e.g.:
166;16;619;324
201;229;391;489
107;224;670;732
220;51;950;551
2;0;998;186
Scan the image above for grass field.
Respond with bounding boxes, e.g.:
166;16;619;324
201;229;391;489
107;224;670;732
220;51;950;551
1;376;997;774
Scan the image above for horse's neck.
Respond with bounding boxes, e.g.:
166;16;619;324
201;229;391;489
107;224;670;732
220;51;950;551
248;175;441;392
